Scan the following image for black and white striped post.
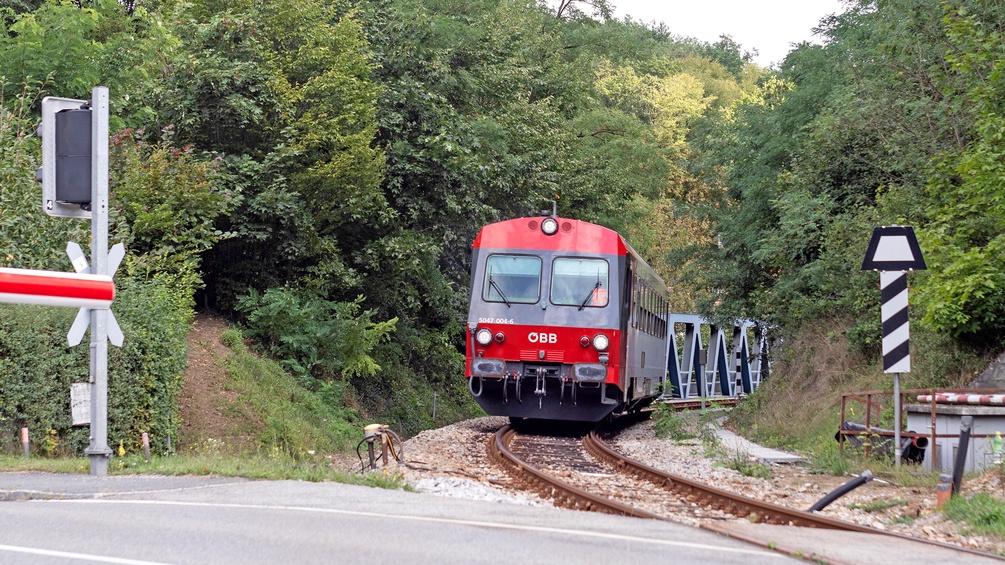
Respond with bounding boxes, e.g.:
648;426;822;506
862;225;926;467
881;271;911;373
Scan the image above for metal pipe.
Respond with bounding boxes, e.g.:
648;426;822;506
894;373;902;468
951;415;973;495
808;470;874;512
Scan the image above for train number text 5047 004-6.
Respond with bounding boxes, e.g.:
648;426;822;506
478;318;514;324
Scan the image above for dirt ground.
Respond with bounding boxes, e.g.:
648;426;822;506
176;313;262;453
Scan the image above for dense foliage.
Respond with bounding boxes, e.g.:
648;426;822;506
2;0;1003;450
693;0;1005;360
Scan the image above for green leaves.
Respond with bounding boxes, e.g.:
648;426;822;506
236;288;397;382
690;0;1005;354
911;3;1005;342
109;129;236;277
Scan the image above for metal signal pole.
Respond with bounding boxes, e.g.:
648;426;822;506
85;86;112;475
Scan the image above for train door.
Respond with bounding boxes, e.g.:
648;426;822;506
621;257;638;403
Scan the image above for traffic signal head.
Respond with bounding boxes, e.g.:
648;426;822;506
54;107;92;204
36;96;93;218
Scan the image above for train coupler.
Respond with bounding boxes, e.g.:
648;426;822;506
534;367;547;409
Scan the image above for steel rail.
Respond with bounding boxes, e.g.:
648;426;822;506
586;429;1005;560
585;430;857;530
488;425;664;520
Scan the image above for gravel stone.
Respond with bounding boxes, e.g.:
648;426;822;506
381;416;1005;556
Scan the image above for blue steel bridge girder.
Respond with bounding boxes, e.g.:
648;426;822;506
663;314;772;401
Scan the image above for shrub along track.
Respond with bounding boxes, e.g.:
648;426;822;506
487;421;1002;561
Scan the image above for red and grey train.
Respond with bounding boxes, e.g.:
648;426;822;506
465;214;669;422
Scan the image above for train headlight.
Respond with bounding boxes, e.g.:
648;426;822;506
475;328;493;346
592;333;609;351
494;331;506;344
541;217;559;235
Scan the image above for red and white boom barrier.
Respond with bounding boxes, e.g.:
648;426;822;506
0;267;115;309
917;393;1005;406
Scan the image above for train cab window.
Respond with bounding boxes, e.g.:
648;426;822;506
482;255;542;305
551;258;609;308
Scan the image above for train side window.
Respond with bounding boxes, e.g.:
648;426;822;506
482;254;542;304
642;284;650;334
632;275;640;327
551;258;609;308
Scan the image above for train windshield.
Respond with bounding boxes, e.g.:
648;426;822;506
483;255;542;305
551;258;609;309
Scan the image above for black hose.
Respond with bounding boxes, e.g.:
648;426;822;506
808;470;874;512
355;438;369;472
952;416;974;495
469;375;483;397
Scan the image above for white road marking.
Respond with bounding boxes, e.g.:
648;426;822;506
0;543;173;564
51;498;786;558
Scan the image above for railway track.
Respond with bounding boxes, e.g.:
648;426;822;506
487;422;1004;561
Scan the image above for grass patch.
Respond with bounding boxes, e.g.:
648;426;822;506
652;405;698;440
655;403;772;478
943;493;1005;539
850;498;908;512
718;450;773;479
0;453;406;489
218;329;361;458
0;455;89;474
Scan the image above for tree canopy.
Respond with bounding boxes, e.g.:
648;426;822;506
2;0;1003;438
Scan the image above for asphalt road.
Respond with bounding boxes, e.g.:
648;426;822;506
0;472;795;564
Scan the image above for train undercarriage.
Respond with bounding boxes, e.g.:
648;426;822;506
467;362;655;422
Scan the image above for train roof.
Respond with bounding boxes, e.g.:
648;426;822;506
472;216;630;255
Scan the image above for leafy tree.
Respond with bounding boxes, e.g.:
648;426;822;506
553;0;611;20
109;129;236;278
916;2;1005;343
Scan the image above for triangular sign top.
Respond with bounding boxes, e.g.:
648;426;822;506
861;225;927;271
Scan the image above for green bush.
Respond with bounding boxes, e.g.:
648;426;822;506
236;288;397;384
0;270;192;455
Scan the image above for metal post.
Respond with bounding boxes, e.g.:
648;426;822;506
84;86;111;476
894;374;901;468
951;415;974;495
865;393;872;458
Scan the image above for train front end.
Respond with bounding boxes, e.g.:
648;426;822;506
465;215;628;422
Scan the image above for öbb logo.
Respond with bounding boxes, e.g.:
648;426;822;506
528;332;558;344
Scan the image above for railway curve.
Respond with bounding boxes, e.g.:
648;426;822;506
488;422;1004;562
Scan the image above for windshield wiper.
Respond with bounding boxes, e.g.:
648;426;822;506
488;275;512;308
578;281;602;311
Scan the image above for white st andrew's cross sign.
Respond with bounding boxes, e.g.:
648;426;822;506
861;226;926;373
